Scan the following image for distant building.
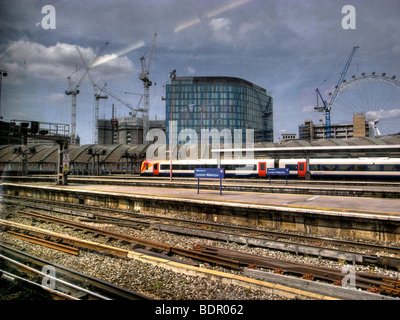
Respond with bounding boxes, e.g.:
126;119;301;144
165;76;273;144
0;120;75;146
280;133;297;143
299;114;370;141
97;117;165;145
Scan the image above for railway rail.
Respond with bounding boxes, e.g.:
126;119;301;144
192;244;400;296
3;194;400;267
2;211;241;269
2;194;400;298
0;244;150;300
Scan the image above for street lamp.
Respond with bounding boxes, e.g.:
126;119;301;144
169;69;176;182
0;70;8;120
200;106;203;159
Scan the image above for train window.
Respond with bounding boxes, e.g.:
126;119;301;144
154;163;158;170
233;164;255;170
260;163;266;171
298;163;305;171
353;164;366;171
367;164;381;171
310;164;320;171
285;164;298;170
324;164;336;171
383;164;397;171
338;165;351;171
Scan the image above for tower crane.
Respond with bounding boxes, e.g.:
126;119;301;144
65;42;109;144
77;45;143;144
139;33;158;144
93;84;144;116
315;46;359;138
76;46;108;144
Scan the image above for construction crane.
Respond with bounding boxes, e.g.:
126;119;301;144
139;33;158;144
76;46;108;144
77;45;144;144
65;42;109;144
93;84;144;116
315;46;359;138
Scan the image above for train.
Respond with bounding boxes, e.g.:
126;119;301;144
140;157;400;179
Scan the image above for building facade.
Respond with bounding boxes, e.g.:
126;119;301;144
97;117;165;145
165;76;273;144
299;114;370;141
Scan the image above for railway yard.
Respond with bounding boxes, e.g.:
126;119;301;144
1;176;400;305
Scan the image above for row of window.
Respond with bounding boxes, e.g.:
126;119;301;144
168;83;268;98
310;164;399;171
158;164;257;171
285;164;400;171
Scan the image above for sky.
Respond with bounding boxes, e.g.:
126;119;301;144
0;0;399;145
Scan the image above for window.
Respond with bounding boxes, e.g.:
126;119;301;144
285;164;298;170
324;164;336;171
298;163;305;171
259;163;266;171
338;165;351;171
353;164;365;171
383;164;397;171
310;164;320;171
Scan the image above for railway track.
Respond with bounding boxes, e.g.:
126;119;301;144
0;244;150;300
3;194;400;267
1;211;241;269
192;244;400;296
2;194;400;298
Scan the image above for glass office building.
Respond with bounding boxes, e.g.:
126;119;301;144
165;76;273;144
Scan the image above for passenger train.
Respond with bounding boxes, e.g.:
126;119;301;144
140;157;400;179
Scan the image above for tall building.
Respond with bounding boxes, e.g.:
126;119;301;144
165;76;273;144
97;117;165;145
299;114;370;141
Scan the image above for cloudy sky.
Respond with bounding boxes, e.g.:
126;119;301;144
1;0;399;145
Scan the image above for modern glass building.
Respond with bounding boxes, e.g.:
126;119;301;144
165;76;273;145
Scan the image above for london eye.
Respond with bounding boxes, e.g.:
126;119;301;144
331;73;400;137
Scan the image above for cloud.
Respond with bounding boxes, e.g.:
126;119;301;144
208;18;233;44
366;108;400;121
392;44;400;57
302;105;315;113
45;93;68;104
1;41;136;85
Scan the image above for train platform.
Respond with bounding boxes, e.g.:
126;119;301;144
59;183;400;218
2;181;400;242
2;175;400;198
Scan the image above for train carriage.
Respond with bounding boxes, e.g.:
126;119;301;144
141;157;400;180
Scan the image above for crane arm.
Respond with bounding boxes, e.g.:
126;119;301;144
328;46;359;107
147;33;157;75
94;84;136;113
76;47;96;87
74;42;109;89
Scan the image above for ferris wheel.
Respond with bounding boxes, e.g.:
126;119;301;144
331;73;400;137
